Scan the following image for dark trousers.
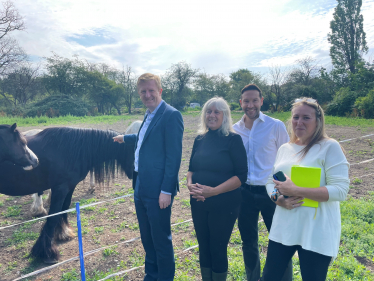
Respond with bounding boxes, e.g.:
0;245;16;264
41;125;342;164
238;185;293;281
262;240;332;281
134;177;175;281
190;189;241;273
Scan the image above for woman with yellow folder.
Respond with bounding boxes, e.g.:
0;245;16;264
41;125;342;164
261;98;349;281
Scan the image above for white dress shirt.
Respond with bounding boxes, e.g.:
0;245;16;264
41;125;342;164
233;112;289;186
134;100;165;172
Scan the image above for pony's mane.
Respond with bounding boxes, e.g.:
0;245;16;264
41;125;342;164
37;127;134;184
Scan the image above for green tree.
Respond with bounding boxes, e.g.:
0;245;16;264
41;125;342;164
86;71;125;114
326;87;357;116
354;88;374;118
328;0;368;74
268;65;289;111
348;61;374;94
0;63;44;108
193;73;229;105
162;61;199;109
117;66;137;114
228;69;263;101
193;73;214;105
0;1;27;76
43;54;88;97
282;57;336;106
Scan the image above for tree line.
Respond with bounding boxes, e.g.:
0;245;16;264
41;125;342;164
0;0;373;118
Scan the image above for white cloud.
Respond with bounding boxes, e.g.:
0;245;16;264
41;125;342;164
10;0;374;75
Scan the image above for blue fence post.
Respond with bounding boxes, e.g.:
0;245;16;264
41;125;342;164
76;202;86;281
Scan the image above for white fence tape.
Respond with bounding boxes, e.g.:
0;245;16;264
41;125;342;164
96;221;266;281
0;193;134;231
98;265;145;281
351;158;374;166
13;236;142;281
13;217;253;280
14;219;193;280
339;133;374;143
97;244;201;281
353;173;374;178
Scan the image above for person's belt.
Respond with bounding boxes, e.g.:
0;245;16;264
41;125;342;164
242;183;266;191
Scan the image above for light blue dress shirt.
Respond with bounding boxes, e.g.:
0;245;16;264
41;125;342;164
132;100;171;195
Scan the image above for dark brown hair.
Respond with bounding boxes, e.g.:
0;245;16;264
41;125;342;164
241;84;262;98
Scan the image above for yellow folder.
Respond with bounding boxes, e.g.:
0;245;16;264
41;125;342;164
291;165;321;208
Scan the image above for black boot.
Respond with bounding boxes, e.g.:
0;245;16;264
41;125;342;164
201;267;212;281
212;271;227;281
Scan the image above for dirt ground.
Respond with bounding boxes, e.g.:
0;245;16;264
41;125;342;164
0;115;373;281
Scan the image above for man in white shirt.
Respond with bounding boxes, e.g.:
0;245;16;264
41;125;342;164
233;84;292;281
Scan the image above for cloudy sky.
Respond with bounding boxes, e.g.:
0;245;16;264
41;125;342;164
11;0;374;76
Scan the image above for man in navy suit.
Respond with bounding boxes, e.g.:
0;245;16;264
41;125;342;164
113;73;184;281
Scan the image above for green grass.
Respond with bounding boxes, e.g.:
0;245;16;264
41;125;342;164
103;246;119;257
94;226;104;233
7;224;39;246
186;110;374;128
352;178;364;184
180;199;190;208
2;110;374;128
266;112;374;128
0;114;141;127
61;268;80;281
2;206;21;217
128;250;143;267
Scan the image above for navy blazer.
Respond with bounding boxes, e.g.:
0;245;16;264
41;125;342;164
124;102;184;198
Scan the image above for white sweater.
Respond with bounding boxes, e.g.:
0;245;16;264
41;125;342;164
266;139;350;258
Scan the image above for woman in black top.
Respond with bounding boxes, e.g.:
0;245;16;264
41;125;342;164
187;97;247;281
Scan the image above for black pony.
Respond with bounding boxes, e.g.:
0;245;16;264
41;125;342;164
0;123;39;169
0;127;134;263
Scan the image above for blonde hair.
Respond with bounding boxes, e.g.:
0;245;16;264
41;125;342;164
287;97;328;159
137;73;162;90
198;97;234;136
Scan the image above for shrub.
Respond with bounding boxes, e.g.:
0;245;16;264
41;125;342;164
187;106;201;111
3;107;25;117
25;95;90;117
354;89;374;119
325;87;357;117
230;103;240;111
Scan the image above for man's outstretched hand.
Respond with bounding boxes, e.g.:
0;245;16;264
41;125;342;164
113;135;124;143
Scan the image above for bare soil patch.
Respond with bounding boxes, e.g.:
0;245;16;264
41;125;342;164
0;116;373;280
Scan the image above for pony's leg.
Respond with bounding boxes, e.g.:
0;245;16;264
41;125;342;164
55;187;76;241
30;192;48;217
30;184;70;264
88;170;95;194
45;189;51;206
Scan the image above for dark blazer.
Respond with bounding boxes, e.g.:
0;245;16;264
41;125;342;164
124;102;184;198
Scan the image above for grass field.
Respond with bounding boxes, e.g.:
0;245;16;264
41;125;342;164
0;113;374;280
1;110;374;128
